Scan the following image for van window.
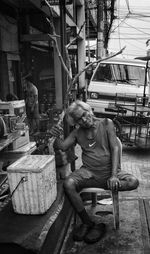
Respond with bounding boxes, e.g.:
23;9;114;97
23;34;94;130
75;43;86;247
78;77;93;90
93;64;115;82
113;64;145;86
92;63;146;86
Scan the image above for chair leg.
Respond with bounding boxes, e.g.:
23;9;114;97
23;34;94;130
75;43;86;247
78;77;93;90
112;190;119;230
91;193;97;206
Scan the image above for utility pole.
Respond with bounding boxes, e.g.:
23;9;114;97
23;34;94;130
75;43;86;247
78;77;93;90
59;0;75;172
87;2;90;63
59;0;67;105
97;0;104;59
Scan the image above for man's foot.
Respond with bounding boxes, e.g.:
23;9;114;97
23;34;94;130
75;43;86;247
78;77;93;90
84;223;106;244
73;223;93;241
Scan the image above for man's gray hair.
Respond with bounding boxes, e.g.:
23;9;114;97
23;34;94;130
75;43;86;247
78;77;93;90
65;100;93;126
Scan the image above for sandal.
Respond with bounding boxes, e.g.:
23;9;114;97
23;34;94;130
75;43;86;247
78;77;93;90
84;223;106;244
73;223;92;241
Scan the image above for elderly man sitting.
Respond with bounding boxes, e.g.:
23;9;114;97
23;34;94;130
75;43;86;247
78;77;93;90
51;100;139;244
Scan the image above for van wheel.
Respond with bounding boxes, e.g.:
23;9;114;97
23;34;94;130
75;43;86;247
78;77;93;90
113;118;122;139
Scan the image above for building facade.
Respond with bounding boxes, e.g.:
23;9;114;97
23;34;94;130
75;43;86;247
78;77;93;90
0;0;86;113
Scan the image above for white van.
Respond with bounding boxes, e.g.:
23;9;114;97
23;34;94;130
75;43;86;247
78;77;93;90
87;58;150;117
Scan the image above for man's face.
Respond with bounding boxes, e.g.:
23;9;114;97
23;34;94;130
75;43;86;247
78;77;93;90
74;107;94;128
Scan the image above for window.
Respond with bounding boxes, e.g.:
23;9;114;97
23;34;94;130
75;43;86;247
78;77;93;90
113;64;145;86
92;63;115;82
92;62;146;86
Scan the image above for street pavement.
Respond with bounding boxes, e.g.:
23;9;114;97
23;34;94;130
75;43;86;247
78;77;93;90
61;144;150;254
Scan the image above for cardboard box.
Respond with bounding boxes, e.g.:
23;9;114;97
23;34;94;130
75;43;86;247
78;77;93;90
7;155;57;214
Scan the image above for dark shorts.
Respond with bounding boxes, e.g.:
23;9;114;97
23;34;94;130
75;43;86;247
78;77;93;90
68;166;134;192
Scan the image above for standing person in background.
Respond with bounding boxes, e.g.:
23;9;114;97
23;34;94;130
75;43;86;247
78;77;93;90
24;75;40;134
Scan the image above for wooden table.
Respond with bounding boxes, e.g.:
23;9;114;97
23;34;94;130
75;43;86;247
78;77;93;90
0;141;37;163
115;104;150;148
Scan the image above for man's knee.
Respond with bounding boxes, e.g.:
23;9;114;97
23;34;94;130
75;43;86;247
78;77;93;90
130;176;139;189
119;175;139;191
63;177;75;193
126;176;139;190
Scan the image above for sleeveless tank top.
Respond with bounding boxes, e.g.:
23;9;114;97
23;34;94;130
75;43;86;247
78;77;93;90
75;118;112;174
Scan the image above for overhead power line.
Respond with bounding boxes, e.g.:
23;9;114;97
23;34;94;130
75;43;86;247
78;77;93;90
111;37;150;40
109;0;150;58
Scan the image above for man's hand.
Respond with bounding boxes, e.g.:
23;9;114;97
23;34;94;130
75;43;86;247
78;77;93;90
50;125;63;138
107;176;121;191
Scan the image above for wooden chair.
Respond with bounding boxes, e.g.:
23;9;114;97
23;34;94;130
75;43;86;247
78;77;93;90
75;137;122;230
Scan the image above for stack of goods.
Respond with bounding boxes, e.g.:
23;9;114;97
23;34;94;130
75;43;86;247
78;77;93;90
0;100;29;150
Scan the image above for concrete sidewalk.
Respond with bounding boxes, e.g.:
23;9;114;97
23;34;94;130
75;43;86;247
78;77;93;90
61;145;150;254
